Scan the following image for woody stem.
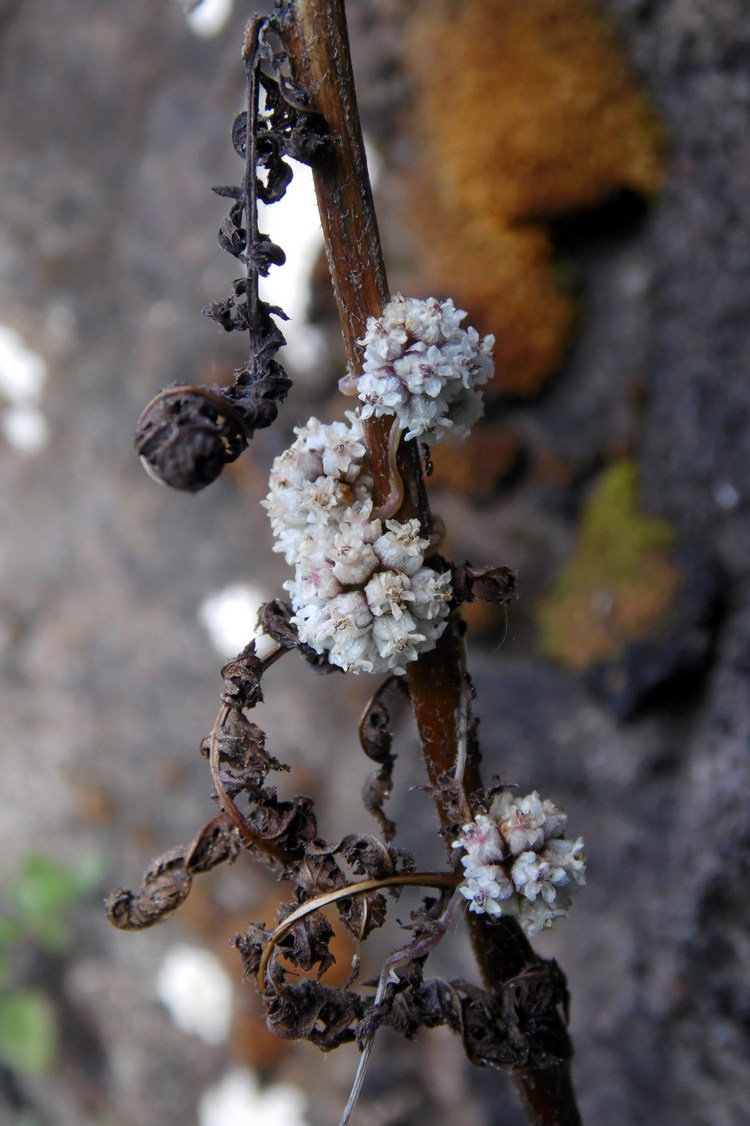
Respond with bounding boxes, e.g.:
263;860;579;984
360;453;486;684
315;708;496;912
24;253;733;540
277;2;581;1122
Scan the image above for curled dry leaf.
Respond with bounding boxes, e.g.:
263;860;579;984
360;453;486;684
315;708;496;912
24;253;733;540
452;562;519;606
105;815;238;930
358;676;407;839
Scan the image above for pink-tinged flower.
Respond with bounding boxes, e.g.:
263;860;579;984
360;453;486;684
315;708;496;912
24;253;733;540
491;790;548;855
452;790;586;935
285;552;343;606
543;837;587;886
511;850;573;905
452;814;505;866
459;865;514;916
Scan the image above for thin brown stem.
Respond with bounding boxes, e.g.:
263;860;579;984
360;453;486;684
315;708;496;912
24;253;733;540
209;643;291;862
241;17;264;358
209;703;289;861
257;870;460;986
278;2;581;1122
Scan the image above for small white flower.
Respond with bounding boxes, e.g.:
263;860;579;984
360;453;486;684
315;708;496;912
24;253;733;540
371;613;427;672
320;421;367;481
541;799;568;841
409;568;452;619
459;865;513;916
330;523;380;586
364;569;416;620
491;790;548;855
543;837;587;886
373;519;427;576
329;630;376;674
511;850;573;905
328;590;374;634
516;897;570;938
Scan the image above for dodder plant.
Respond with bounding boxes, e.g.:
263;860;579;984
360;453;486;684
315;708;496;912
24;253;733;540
112;3;585;1123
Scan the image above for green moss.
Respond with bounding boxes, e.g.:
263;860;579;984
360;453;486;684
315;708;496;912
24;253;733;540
537;460;680;669
565;461;673;581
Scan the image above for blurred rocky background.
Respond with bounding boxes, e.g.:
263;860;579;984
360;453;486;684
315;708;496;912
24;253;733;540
1;0;749;1123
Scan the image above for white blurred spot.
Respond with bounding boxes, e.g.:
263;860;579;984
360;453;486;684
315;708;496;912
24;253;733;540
259;163;326;376
364;134;382;189
1;405;49;454
0;323;49;455
45;302;77;344
257;140;381;378
713;480;740;511
199;1068;309;1126
0;324;47;400
185;0;234;38
155;944;233;1045
147;300;180;330
198;582;277;658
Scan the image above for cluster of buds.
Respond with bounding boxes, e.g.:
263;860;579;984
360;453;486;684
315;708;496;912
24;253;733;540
263;414;452;674
453;790;586;936
352;294;495;441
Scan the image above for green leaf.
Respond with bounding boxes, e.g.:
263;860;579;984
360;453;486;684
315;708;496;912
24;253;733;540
7;852;105;950
0;916;25;951
0;990;57;1074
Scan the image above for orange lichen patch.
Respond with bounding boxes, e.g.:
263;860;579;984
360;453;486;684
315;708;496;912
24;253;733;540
537;461;681;670
76;782;116;827
428;424;523;498
404;0;666;395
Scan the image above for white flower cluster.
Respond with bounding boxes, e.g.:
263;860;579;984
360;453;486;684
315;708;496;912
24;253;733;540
263;413;452;674
353;295;495;441
452;790;586;937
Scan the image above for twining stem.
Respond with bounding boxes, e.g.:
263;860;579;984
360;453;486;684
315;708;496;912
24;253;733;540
257;871;460;986
241;19;264;359
277;2;581;1122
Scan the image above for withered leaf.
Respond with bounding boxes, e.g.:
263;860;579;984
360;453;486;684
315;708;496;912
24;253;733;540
258;599;339;672
220;644;264;710
232;923;269;977
212;183;244;200
263;965;363;1049
339;834;416;881
275;899;336;976
258;599;299;650
105;816;237;930
452;563;519;605
300;839;348;896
